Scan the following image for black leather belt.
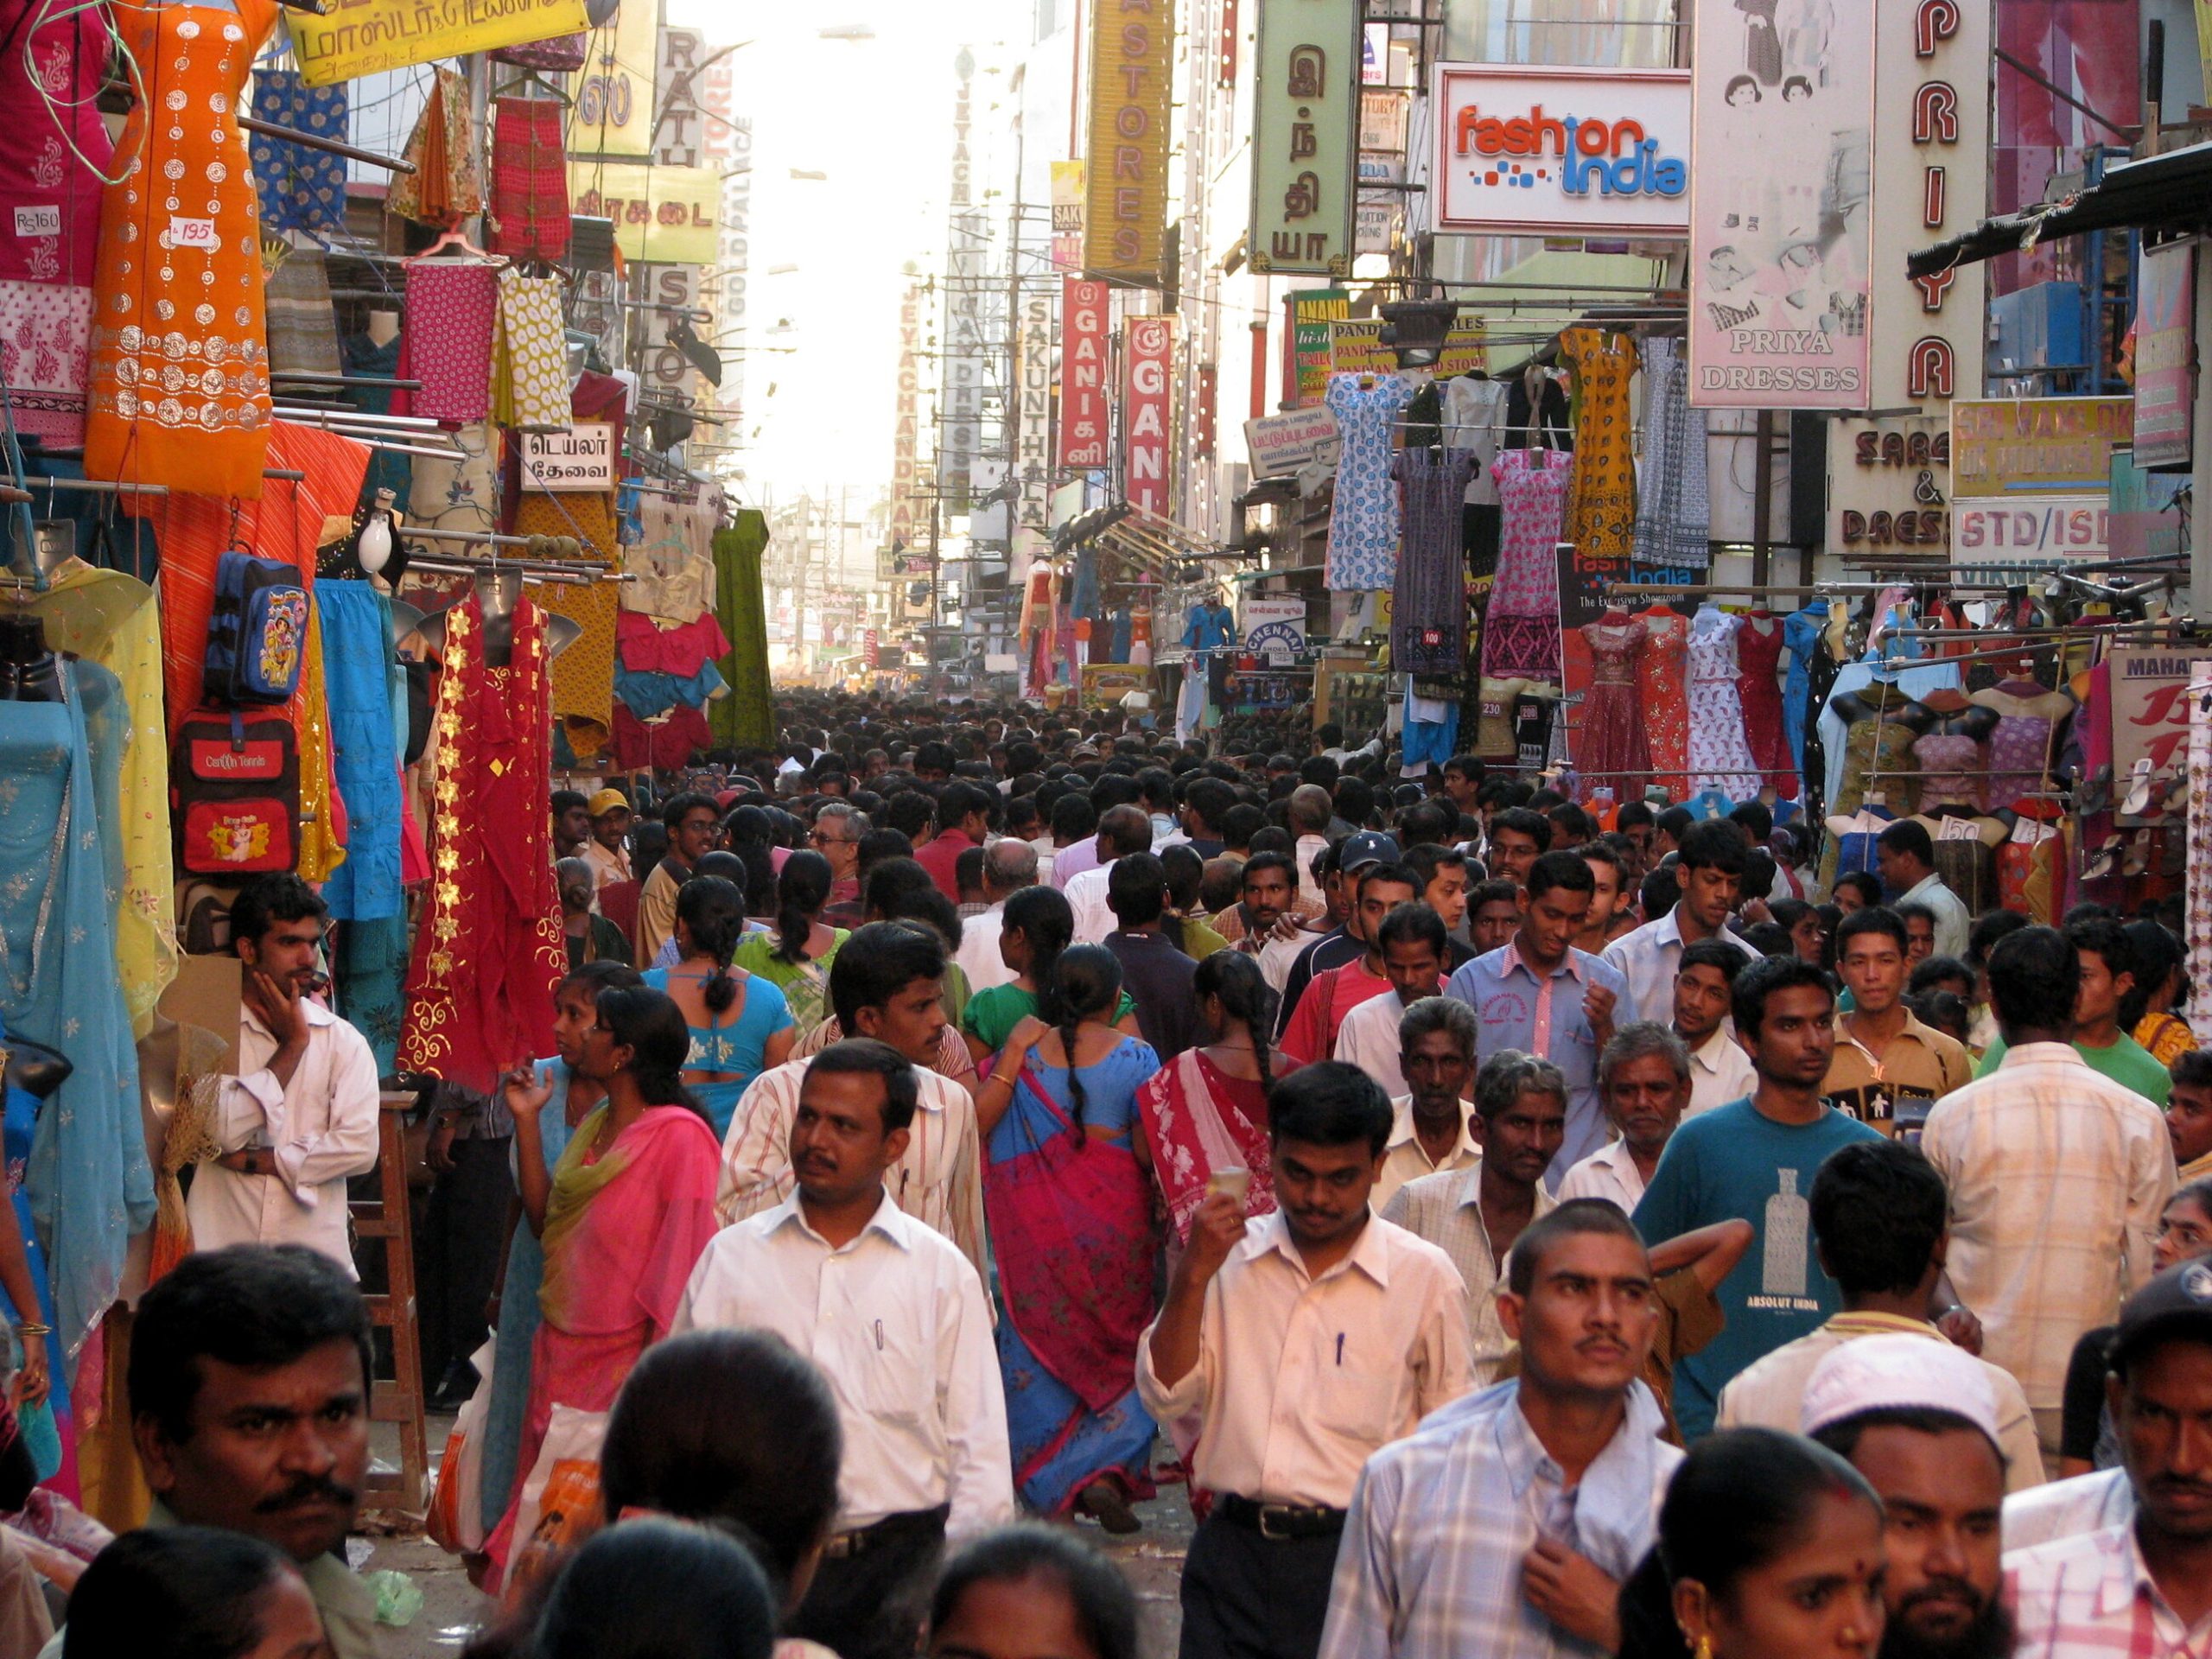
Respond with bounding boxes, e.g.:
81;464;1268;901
823;1504;950;1560
1217;1493;1348;1541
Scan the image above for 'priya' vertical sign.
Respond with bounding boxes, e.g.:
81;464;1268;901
1123;315;1174;516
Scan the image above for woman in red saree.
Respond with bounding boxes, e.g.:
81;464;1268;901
1135;951;1285;1248
482;985;722;1582
977;946;1159;1532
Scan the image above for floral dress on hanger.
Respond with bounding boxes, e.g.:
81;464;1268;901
1481;446;1573;683
1636;607;1692;803
1688;608;1764;799
1323;372;1414;591
1560;327;1638;562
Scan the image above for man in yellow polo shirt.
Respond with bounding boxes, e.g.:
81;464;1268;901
1824;906;1971;1142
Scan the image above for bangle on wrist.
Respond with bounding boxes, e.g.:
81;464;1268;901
13;1324;49;1338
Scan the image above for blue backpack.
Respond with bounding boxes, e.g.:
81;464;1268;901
204;551;308;705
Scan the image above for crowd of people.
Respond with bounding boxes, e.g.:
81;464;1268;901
22;690;2212;1659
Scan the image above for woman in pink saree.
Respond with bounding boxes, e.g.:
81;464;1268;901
1135;951;1285;1247
482;985;722;1581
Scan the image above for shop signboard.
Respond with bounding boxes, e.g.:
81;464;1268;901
1829;415;1951;556
1060;278;1112;468
2110;645;2198;799
2135;240;2196;470
2110;446;2190;563
519;423;615;491
1123;315;1174;516
570;163;717;263
1287;289;1349;407
652;28;708;168
1249;0;1362;276
1242;596;1308;663
1951;496;2109;568
1327;319;1485;378
941;54;987;505
1084;0;1174;283
1243;405;1341;478
1431;64;1691;237
569;0;662;159
294;0;588;84
1051;162;1085;270
1951;397;2135;497
1686;0;1874;408
890;282;925;550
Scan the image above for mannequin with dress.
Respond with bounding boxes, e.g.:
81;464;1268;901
1578;602;1651;801
1686;604;1763;799
1733;607;1794;798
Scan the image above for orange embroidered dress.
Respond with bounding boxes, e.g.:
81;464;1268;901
84;0;277;499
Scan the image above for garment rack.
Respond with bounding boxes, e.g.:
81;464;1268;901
237;117;414;174
404;554;601;587
18;472;308;495
404;525;613;566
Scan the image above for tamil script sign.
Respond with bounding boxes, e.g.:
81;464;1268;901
1060;278;1111;468
1243;406;1341;478
570;163;718;264
1123;315;1174;515
1328;318;1485;377
1249;0;1361;276
296;0;587;84
1432;64;1690;237
518;423;614;491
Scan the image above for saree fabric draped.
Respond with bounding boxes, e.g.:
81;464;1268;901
983;1049;1159;1514
0;664;156;1363
1135;1049;1277;1246
398;594;563;1091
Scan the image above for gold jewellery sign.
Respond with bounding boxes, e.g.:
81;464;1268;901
295;0;588;85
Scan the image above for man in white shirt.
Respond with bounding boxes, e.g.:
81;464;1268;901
952;838;1034;995
1601;819;1760;1025
1558;1021;1693;1214
1876;819;1970;961
1921;925;2174;1465
1332;904;1450;1100
720;923;988;1280
677;1039;1011;1659
2004;1268;2212;1659
1675;938;1758;1116
190;875;380;1274
1137;1063;1472;1659
1373;997;1482;1211
1065;804;1153;945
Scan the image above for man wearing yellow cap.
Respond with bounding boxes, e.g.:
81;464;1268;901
582;787;634;891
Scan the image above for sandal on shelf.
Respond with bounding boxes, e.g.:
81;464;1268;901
2120;759;2157;818
2122;830;2153;878
2075;766;2113;817
2083;835;2124;880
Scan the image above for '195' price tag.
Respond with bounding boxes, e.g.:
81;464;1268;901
168;217;218;250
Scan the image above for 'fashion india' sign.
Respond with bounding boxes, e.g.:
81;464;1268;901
1431;65;1690;237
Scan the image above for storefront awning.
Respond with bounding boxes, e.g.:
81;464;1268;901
1908;141;2212;277
1053;503;1224;574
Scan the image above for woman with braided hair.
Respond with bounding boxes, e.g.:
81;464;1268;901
960;885;1138;1083
976;944;1160;1532
643;875;795;1138
732;849;848;1042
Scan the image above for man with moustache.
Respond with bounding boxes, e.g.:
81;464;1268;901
1802;1337;2017;1659
44;1246;382;1658
1319;1202;1681;1659
1557;1021;1694;1215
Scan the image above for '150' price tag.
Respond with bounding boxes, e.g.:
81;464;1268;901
168;217;218;250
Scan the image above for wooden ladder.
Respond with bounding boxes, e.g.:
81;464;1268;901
353;1090;429;1524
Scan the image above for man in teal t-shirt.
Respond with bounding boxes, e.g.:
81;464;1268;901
1973;914;2170;1104
1634;957;1883;1440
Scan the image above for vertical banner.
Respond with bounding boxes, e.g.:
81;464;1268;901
1051;162;1086;270
1084;0;1173;283
1284;287;1349;408
939;52;985;505
652;28;707;166
574;0;663;159
1687;0;1875;407
890;283;925;550
1249;0;1361;277
2137;240;2196;471
1124;315;1174;516
1060;278;1112;467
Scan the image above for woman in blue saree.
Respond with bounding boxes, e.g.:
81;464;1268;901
976;944;1160;1531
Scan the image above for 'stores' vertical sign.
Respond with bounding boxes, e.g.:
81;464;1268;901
1061;278;1112;468
1084;0;1173;283
1249;0;1361;277
1124;315;1175;515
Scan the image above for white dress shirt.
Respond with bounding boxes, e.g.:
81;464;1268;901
1555;1136;1649;1213
191;1001;381;1274
718;1059;989;1282
1062;858;1122;946
1382;1161;1556;1382
673;1191;1014;1537
1332;991;1412;1101
1257;928;1320;996
1686;1027;1758;1116
1600;908;1760;1027
1375;1096;1481;1212
1135;1211;1473;1510
953;901;1016;994
1046;834;1103;892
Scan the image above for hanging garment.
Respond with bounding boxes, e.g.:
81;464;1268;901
1977;683;2072;812
340;332;412;502
623;497;719;622
1322;372;1414;591
1634;607;1691;803
515;492;618;741
1631;338;1710;569
262;245;342;378
1560;328;1638;560
83;0;281;499
1818;709;1923;892
1913;732;1986;813
1999;816;2065;927
408;419;499;531
1578;616;1652;798
494;30;587;69
1687;609;1764;797
1781;603;1829;789
247;71;348;235
1480;446;1573;682
1391;447;1478;677
487;97;571;260
0;0;110;288
609;703;711;771
387;66;483;226
493;267;570;430
317;582;404;923
1442;376;1506;507
1733;615;1794;796
0;662;156;1361
23;560;175;1039
0;283;93;446
1502;369;1573;451
404;261;499;424
713;512;772;748
2;1018;75;1486
400;594;563;1091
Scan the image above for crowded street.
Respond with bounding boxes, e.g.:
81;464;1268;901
3;1;2212;1657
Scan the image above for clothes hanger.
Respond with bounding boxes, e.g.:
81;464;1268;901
406;226;502;264
493;70;574;105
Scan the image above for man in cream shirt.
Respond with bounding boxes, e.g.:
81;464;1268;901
1371;998;1481;1211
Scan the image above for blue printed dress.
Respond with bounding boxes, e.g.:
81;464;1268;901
1323;373;1414;591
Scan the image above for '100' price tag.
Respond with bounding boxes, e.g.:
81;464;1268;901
168;217;218;250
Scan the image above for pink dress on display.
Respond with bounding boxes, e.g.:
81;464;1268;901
1733;614;1795;797
1578;615;1651;799
1481;447;1574;683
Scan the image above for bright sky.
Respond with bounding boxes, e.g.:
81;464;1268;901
668;0;1033;519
